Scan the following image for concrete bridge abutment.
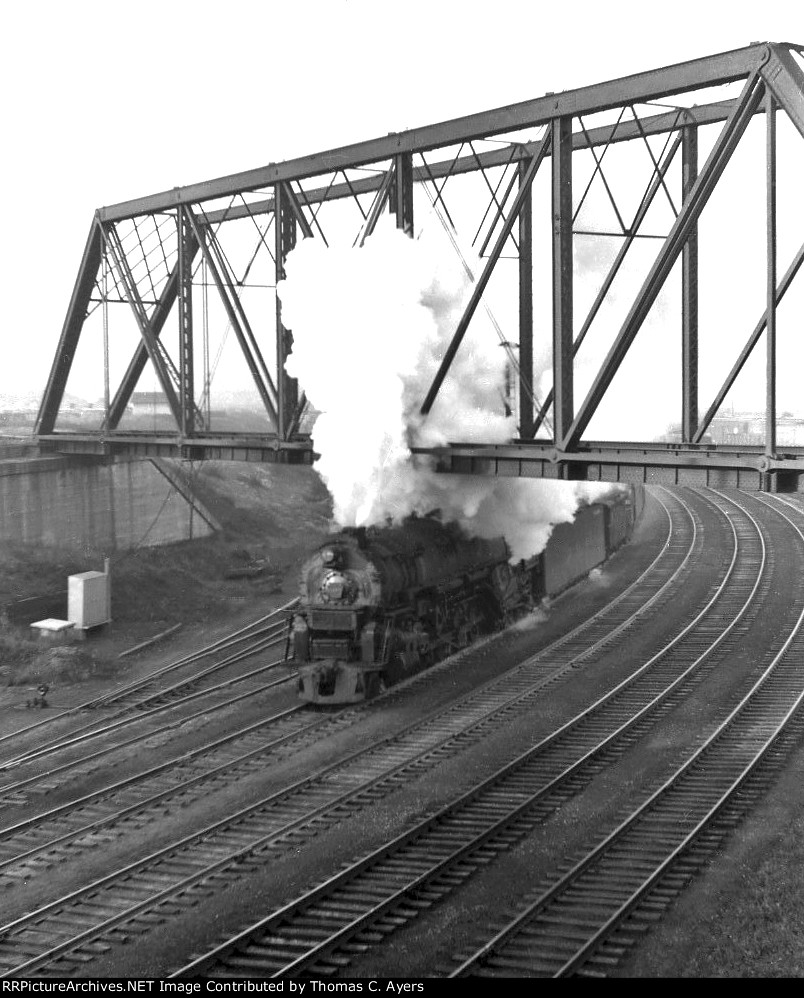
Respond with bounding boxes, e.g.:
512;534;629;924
0;453;217;551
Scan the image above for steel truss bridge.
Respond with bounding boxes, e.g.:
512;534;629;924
35;41;804;490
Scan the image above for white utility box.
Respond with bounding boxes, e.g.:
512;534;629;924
30;618;77;643
68;571;111;629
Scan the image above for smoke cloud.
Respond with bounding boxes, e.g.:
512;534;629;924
278;221;615;561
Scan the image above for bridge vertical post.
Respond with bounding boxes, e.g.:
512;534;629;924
177;207;196;436
518;157;534;439
275;184;299;440
390;153;414;235
552;117;573;450
682;125;699;443
766;89;777;460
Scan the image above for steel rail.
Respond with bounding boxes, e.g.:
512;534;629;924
0;488;671;782
0;641;290;796
0;494;695;879
0;704;330;878
0;598;299;755
84;607;295;709
0;490;677;804
0;491;714;976
448;489;804;978
0;622;288;774
168;489;765;978
0;662;292;803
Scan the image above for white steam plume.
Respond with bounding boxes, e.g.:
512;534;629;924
279;221;616;561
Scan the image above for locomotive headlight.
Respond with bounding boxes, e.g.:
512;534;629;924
322;547;336;565
323;572;347;601
321;570;356;603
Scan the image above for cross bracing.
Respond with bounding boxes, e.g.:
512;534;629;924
35;42;804;489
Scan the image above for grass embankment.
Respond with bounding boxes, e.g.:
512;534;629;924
0;461;333;689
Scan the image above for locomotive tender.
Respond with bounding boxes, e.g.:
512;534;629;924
291;487;641;705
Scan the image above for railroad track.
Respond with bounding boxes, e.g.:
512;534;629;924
0;487;699;886
0;600;299;767
166;487;774;978
444;489;804;978
0;488;687;808
0;487;765;977
0;618;293;782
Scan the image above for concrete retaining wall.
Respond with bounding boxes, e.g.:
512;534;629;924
0;458;215;550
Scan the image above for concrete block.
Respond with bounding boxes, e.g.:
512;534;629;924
30;619;81;644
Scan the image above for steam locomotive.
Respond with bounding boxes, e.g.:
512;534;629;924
291;514;541;705
290;488;641;706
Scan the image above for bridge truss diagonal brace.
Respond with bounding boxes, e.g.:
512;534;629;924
102;223;186;429
419;134;553;417
186;208;280;429
563;66;768;451
106;232;197;430
531;129;684;439
194;99;754;229
692;239;804;443
35;217;104;435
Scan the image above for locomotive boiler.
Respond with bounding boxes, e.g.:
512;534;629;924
290;486;642;706
291;515;536;705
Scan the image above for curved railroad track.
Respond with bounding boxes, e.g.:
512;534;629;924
0;600;299;768
0;487;767;978
0;619;293;785
445;489;804;977
0;487;684;805
0;487;699;887
167;487;773;978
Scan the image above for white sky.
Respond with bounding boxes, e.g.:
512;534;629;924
1;0;801;419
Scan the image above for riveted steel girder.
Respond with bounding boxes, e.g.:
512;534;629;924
177;206;196;435
681;124;698;442
518;159;534;439
762;43;804;138
39;42;804;480
99;44;771;222
420;136;552;416
693;240;804;445
563;71;767;450
552;117;573;448
184;207;279;427
35;218;103;435
766;90;777;458
106;236;197;430
197;100;740;226
390;153;414;234
103;223;184;427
